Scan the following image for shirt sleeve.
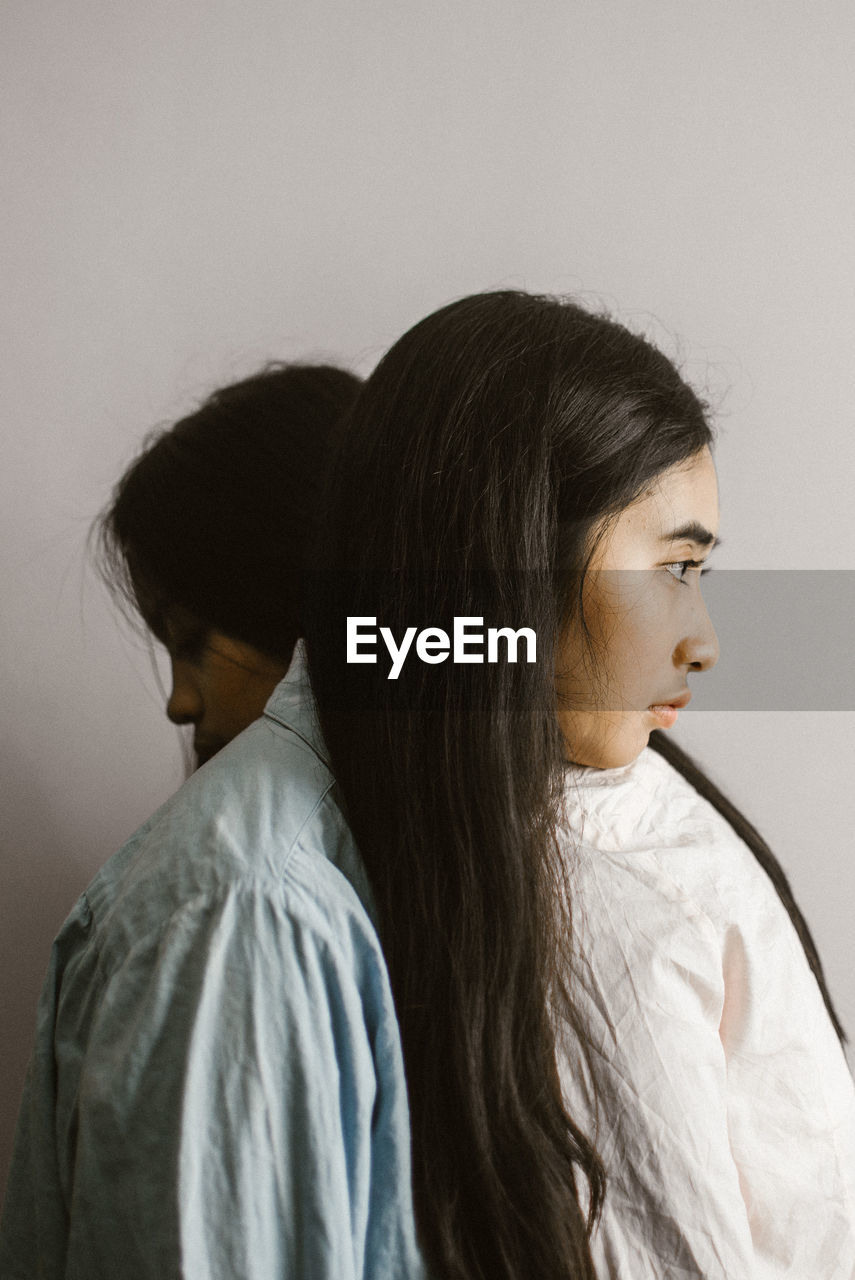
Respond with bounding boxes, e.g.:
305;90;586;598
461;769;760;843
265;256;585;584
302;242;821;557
559;847;765;1280
53;879;417;1280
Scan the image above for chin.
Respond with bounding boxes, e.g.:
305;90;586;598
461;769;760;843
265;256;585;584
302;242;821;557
564;713;650;770
596;742;647;769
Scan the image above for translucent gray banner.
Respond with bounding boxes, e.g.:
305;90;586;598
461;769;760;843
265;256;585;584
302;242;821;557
317;569;855;710
684;570;855;712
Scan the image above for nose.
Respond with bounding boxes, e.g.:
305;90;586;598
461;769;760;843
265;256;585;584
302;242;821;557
673;592;720;673
165;659;203;725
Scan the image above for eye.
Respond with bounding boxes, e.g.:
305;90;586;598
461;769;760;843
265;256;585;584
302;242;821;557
167;622;210;662
664;559;710;584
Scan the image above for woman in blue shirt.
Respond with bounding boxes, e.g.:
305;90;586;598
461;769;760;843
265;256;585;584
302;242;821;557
1;362;426;1280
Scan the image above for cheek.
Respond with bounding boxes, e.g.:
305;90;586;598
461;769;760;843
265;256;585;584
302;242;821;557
210;668;283;734
558;579;675;711
603;603;671;705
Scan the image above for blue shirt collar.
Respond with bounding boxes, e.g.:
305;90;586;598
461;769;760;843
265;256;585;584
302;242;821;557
262;641;330;768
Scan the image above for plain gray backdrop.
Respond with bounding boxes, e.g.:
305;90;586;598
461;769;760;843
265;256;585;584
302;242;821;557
2;0;853;1193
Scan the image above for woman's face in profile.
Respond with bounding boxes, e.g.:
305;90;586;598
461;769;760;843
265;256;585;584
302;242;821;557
156;607;291;767
556;446;721;769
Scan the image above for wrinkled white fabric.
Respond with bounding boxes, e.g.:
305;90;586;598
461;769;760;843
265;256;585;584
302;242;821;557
558;745;855;1279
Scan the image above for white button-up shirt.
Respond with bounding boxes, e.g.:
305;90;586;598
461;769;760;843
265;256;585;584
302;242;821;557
558;745;855;1278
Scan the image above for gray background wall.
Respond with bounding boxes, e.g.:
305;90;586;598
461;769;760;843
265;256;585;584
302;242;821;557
2;0;853;1192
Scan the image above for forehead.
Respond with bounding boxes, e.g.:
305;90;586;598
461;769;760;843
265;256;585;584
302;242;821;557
593;447;719;567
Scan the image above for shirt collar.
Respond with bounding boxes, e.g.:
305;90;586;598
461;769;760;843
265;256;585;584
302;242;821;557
262;640;330;768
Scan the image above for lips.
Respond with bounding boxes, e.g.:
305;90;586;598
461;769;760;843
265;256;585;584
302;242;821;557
650;690;692;711
647;690;691;730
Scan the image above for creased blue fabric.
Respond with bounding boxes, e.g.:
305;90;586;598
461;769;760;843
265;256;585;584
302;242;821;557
1;648;426;1280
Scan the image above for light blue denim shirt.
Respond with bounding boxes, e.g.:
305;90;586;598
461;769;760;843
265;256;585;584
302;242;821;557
1;649;426;1279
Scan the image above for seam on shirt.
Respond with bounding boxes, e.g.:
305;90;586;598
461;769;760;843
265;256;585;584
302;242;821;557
280;775;339;865
84;846;368;1000
263;707;331;768
81;777;351;991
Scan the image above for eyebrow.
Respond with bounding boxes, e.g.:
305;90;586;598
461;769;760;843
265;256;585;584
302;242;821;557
658;522;721;550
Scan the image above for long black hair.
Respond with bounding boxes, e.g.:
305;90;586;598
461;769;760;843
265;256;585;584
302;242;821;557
648;729;846;1043
304;290;846;1280
96;362;361;660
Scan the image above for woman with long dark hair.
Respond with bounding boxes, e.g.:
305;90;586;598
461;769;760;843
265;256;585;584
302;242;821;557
305;290;854;1278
